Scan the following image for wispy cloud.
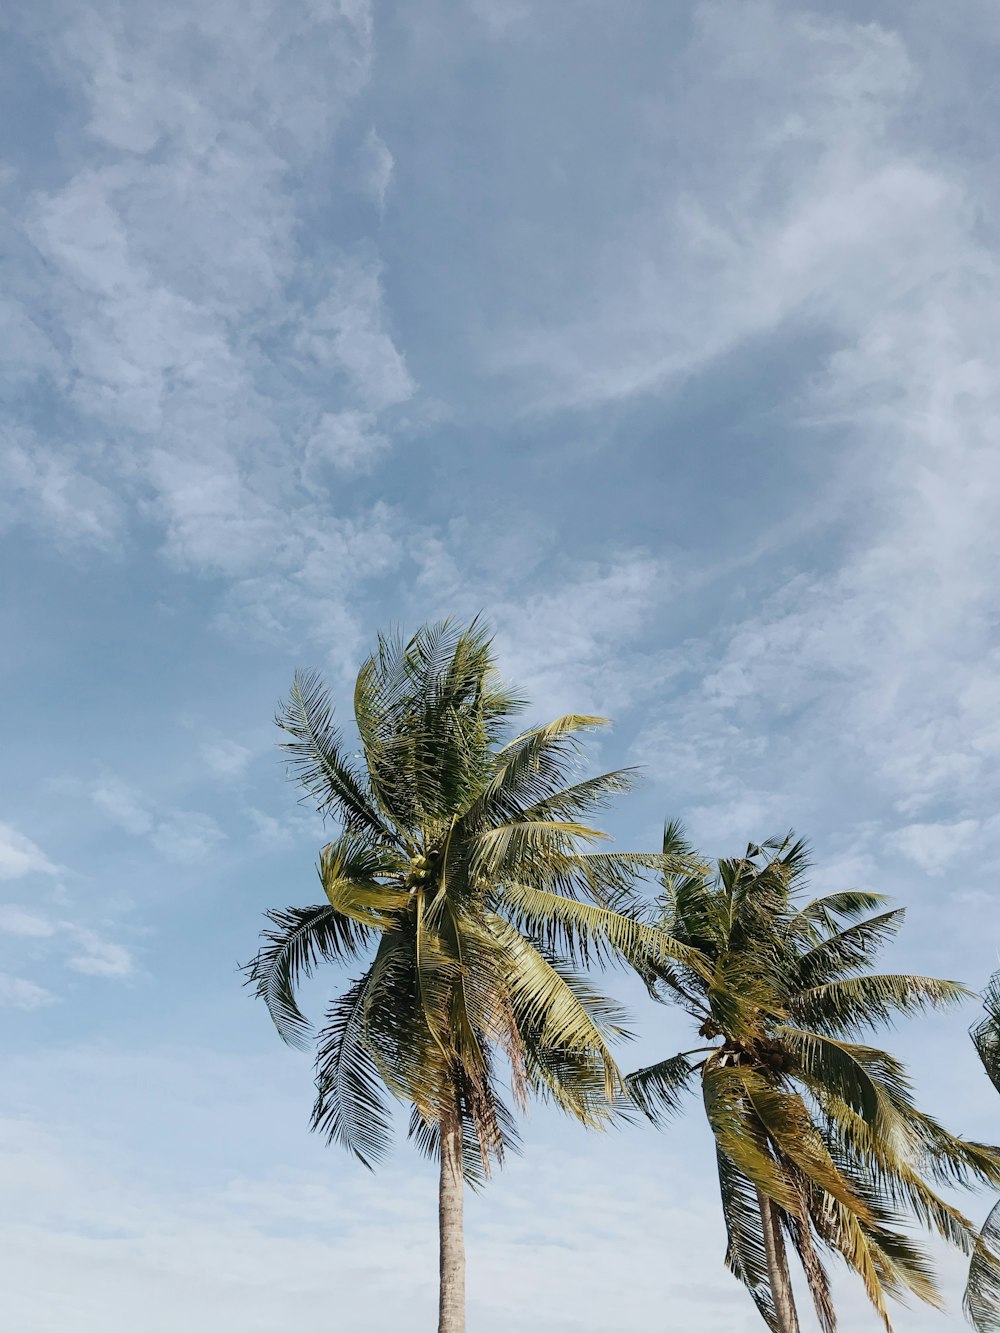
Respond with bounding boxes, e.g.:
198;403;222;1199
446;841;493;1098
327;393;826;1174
0;825;58;880
484;5;930;411
149;812;227;864
200;740;254;784
67;929;135;979
0;975;56;1010
3;0;418;656
0;907;58;938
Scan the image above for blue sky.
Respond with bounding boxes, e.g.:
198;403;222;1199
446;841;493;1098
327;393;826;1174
2;0;999;1328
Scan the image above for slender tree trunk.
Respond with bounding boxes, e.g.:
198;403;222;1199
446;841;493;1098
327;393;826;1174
757;1189;801;1333
438;1097;465;1333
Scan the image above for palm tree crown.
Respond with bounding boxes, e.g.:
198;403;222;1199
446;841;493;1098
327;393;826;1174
627;826;1000;1332
967;971;1000;1330
245;621;694;1331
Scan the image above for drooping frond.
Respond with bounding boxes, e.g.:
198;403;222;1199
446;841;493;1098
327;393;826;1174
781;1026;903;1124
310;965;395;1168
318;836;410;928
716;1149;781;1332
277;670;390;839
625;1054;698;1125
245;903;373;1048
738;1070;873;1220
492;919;627;1061
702;1061;797;1213
778;1163;837;1333
973;971;1000;1097
966;1197;1000;1332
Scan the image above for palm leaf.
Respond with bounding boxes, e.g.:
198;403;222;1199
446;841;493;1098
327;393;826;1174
972;971;1000;1097
277;670;390;839
245;903;372;1048
791;974;972;1038
502;880;711;975
702;1061;798;1212
716;1148;780;1332
966;1197;1000;1331
739;1069;874;1221
460;714;613;832
625;1054;697;1124
310;964;395;1167
795;910;906;987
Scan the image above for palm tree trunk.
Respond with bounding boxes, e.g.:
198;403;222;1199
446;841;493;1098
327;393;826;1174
757;1189;800;1333
438;1098;465;1333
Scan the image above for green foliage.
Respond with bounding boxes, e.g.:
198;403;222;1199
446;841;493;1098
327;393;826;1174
966;971;1000;1329
627;831;1000;1332
246;619;691;1182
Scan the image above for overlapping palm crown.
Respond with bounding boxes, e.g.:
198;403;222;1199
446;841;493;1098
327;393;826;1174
627;829;1000;1331
969;974;1000;1330
246;621;698;1180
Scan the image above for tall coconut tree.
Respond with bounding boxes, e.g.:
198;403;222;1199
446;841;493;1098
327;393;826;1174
966;971;1000;1330
245;621;698;1333
626;825;1000;1333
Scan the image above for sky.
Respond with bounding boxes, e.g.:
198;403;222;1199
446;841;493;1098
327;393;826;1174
2;0;999;1328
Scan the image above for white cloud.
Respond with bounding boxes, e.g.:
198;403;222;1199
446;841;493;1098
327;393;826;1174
359;128;394;211
467;0;534;36
83;775;226;865
410;532;673;720
293;255;415;411
0;903;133;989
0;907;57;939
67;929;134;980
305;410;389;474
0;975;56;1010
485;5;925;409
0;825;58;880
888;819;984;877
246;806;326;851
0;432;121;547
150;812;226;864
201;740;254;783
90;778;154;836
3;0;418;657
0;1048;974;1333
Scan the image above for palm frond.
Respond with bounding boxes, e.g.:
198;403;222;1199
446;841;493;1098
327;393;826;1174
501;881;711;976
459;714;614;832
469;819;608;885
965;1197;1000;1332
310;965;395;1167
792;974;972;1038
245;903;372;1049
795;910;906;987
793;890;892;932
702;1061;798;1212
625;1054;698;1125
277;670;390;839
739;1069;873;1220
779;1162;837;1333
716;1149;780;1331
972;971;1000;1097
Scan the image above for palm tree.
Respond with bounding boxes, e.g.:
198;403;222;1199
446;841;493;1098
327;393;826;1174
626;825;1000;1333
245;621;696;1333
967;971;1000;1330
